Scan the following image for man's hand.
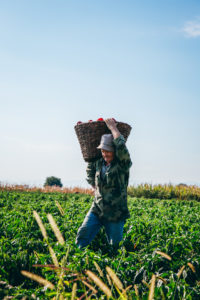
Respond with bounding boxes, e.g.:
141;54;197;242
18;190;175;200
104;118;117;130
105;118;120;139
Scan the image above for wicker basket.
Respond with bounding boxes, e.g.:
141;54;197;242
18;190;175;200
74;121;132;162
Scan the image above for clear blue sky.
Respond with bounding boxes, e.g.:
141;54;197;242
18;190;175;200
1;0;200;187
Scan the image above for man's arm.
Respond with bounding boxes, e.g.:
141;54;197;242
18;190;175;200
86;162;96;187
104;118;120;139
113;135;132;171
105;118;132;171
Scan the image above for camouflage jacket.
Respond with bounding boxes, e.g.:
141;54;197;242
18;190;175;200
86;135;132;222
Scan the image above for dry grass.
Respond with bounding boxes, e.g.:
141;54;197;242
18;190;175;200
21;271;55;290
47;214;65;245
156;276;167;285
48;245;59;268
187;262;196;273
148;274;156;300
82;280;97;294
55;200;65;216
85;270;112;298
0;184;93;195
177;266;185;279
106;266;124;291
33;211;48;240
93;261;104;278
142;279;150;288
134;284;139;298
106;274;112;286
155;250;172;261
71;282;77;300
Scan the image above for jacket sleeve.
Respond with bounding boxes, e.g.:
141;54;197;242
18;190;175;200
113;135;132;171
86;162;96;186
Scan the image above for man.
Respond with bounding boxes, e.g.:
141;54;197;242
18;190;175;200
76;118;132;249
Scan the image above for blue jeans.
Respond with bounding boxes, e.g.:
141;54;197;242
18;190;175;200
76;209;125;248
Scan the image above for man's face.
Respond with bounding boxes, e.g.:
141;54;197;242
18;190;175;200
101;149;114;164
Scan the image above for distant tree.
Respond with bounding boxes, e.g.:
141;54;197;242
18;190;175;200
44;176;63;187
177;183;188;187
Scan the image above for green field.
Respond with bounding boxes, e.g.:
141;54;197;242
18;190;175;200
0;190;200;299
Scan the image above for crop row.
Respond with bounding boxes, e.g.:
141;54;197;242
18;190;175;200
128;184;200;201
0;191;200;299
1;183;200;201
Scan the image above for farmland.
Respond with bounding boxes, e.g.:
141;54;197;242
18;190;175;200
0;187;200;299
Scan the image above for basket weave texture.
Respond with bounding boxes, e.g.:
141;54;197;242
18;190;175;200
74;121;132;162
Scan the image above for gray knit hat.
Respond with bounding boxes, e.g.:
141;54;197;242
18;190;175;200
97;134;114;152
